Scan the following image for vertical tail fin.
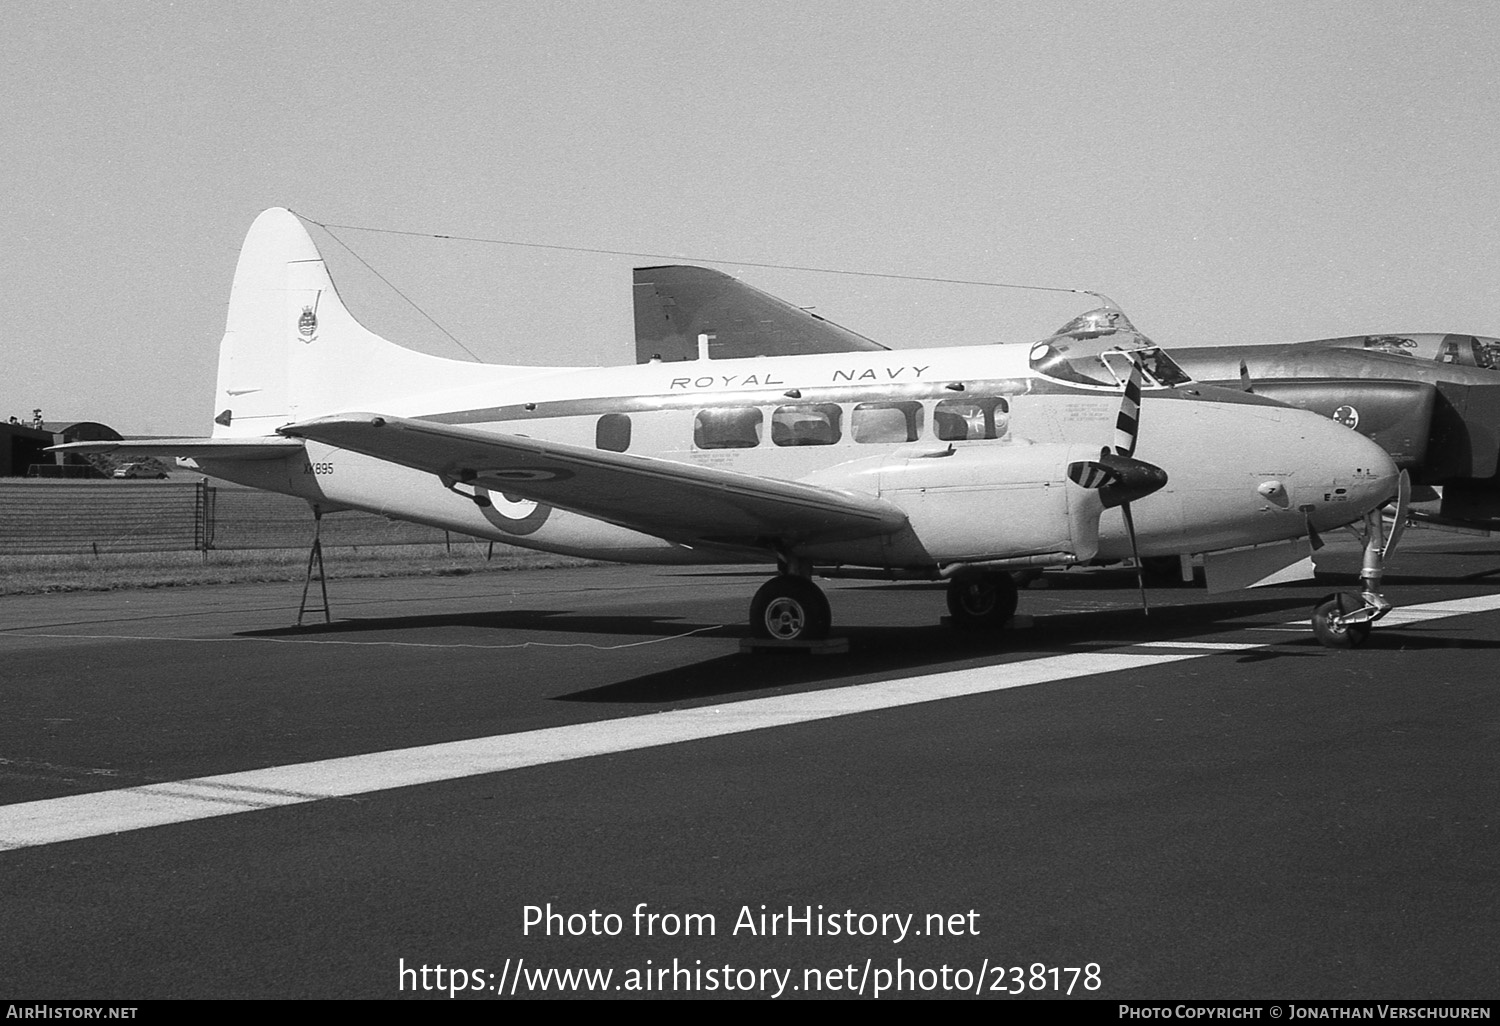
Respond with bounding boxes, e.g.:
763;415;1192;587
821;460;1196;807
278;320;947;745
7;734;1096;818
211;208;475;437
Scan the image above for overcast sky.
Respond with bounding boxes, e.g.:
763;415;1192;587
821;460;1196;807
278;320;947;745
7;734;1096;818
5;1;1498;434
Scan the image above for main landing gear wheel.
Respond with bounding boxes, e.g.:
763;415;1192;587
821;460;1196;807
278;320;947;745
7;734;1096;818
749;576;832;641
946;572;1019;631
1311;592;1373;649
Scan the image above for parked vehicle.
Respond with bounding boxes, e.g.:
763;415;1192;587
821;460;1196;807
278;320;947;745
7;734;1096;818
112;462;167;479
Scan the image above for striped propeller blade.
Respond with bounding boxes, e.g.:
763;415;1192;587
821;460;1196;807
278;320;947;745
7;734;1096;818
1113;360;1143;457
1067;459;1117;490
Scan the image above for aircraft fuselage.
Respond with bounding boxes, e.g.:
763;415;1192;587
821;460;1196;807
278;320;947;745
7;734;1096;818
202;343;1396;572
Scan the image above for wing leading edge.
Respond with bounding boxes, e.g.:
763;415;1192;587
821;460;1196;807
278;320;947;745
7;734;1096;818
280;414;909;550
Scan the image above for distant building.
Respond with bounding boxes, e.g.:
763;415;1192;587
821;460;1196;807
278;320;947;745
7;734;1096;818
0;420;122;477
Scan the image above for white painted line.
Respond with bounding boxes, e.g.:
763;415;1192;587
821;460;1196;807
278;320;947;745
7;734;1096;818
1131;641;1262;651
1377;602;1494;626
4;593;1500;853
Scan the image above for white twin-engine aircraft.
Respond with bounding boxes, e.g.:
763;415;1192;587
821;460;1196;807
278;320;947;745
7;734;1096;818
67;209;1406;647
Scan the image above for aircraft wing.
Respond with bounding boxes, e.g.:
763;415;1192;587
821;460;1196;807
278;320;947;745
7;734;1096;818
49;437;304;460
280;414;909;549
634;265;888;363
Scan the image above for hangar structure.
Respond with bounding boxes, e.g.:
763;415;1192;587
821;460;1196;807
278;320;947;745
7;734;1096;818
0;420;122;477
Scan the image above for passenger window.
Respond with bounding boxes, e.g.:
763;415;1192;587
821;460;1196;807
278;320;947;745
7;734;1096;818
852;401;923;443
595;413;631;452
694;408;763;449
933;397;1010;441
771;404;842;446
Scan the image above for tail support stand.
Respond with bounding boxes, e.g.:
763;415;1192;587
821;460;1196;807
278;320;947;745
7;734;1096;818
297;508;331;627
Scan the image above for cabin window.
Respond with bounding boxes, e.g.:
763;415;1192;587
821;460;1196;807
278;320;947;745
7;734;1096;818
771;404;842;446
595;413;631;452
694;407;763;449
933;397;1010;441
851;401;923;443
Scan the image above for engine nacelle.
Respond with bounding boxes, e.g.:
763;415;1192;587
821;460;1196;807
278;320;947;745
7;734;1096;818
802;442;1107;564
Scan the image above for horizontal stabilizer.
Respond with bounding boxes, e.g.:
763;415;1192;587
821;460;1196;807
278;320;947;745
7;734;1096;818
280;414;908;550
49;437;304;461
633;265;888;363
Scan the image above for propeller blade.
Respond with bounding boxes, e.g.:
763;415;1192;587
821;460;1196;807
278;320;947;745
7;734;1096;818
1113;360;1144;457
1121;501;1149;615
1109;357;1152;614
1067;458;1118;490
1065;347;1163;589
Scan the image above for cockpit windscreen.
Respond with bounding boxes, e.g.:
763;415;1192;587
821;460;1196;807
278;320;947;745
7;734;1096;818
1026;307;1192;389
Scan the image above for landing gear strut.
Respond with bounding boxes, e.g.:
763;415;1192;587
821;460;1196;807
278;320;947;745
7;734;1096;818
749;575;831;641
1311;508;1394;649
946;572;1019;631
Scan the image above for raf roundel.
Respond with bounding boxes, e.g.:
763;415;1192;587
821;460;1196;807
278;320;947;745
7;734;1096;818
476;487;552;535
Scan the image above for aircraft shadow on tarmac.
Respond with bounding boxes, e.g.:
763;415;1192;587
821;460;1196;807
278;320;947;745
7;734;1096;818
241;588;1309;646
241;609;721;639
238;582;1500;704
552;593;1498;704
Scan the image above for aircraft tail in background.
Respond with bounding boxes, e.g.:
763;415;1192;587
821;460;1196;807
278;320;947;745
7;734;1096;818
633;264;887;363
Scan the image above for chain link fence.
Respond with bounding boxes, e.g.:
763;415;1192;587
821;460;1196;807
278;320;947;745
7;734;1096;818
0;480;455;555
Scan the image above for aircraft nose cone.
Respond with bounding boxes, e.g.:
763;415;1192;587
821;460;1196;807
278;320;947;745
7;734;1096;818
1301;416;1400;531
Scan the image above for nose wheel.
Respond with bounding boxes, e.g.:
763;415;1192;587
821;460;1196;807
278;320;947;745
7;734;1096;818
1309;505;1398;649
750;575;832;641
1311;592;1375;649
